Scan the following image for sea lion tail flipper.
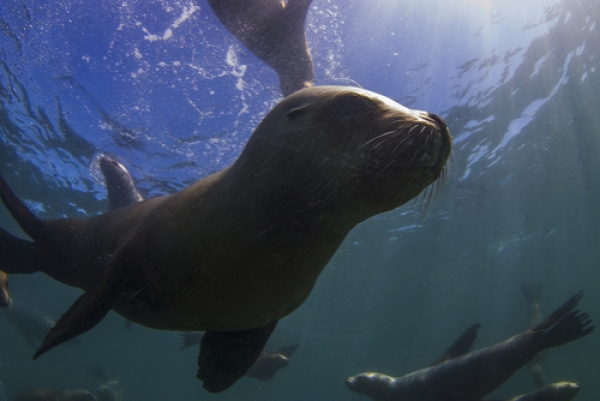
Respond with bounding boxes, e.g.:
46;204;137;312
33;283;120;359
0;175;46;239
180;332;204;351
197;321;278;392
432;323;480;365
538;310;594;350
533;291;583;331
277;343;299;358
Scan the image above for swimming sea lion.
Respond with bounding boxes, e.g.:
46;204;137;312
498;382;580;401
0;271;8;307
13;388;97;401
0;86;451;392
522;283;547;388
88;364;123;401
207;0;313;96
98;155;143;210
346;292;593;401
180;332;299;381
3;299;81;349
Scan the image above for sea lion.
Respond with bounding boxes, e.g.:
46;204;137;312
346;292;593;401
88;365;123;401
522;283;547;388
98;155;143;210
207;0;313;96
13;388;97;401
3;299;80;349
497;382;580;401
0;271;8;307
180;332;299;381
0;86;451;392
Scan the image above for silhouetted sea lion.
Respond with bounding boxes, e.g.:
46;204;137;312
13;388;97;401
0;86;451;392
88;364;123;401
522;283;547;388
3;299;82;349
207;0;313;96
180;332;299;381
346;292;593;401
98;155;143;210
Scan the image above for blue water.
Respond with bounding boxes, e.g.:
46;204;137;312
1;0;599;400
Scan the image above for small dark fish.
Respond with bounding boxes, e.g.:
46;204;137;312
346;292;593;401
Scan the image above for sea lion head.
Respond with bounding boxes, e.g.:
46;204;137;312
236;86;452;225
346;373;397;400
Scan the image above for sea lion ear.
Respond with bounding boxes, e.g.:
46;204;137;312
286;105;309;119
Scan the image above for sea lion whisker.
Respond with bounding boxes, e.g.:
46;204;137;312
359;131;398;150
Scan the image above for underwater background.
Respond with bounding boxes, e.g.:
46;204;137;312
0;0;599;400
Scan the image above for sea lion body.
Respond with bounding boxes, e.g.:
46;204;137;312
346;293;593;401
4;299;56;349
0;86;451;391
207;0;313;96
13;388;97;401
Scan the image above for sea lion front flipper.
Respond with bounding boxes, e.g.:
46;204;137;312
197;321;278;392
432;323;480;365
33;281;122;359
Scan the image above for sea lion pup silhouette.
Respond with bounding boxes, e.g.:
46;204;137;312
346;291;593;401
0;86;451;392
207;0;314;96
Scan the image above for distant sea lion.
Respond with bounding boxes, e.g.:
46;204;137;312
522;283;547;388
180;332;299;381
207;0;313;96
346;292;593;401
88;364;123;401
498;382;580;401
13;388;97;401
3;299;80;349
98;155;143;210
0;271;8;307
0;86;451;392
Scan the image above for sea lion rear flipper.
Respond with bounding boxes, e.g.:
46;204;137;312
33;282;121;359
432;323;480;365
534;291;583;331
197;321;278;392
